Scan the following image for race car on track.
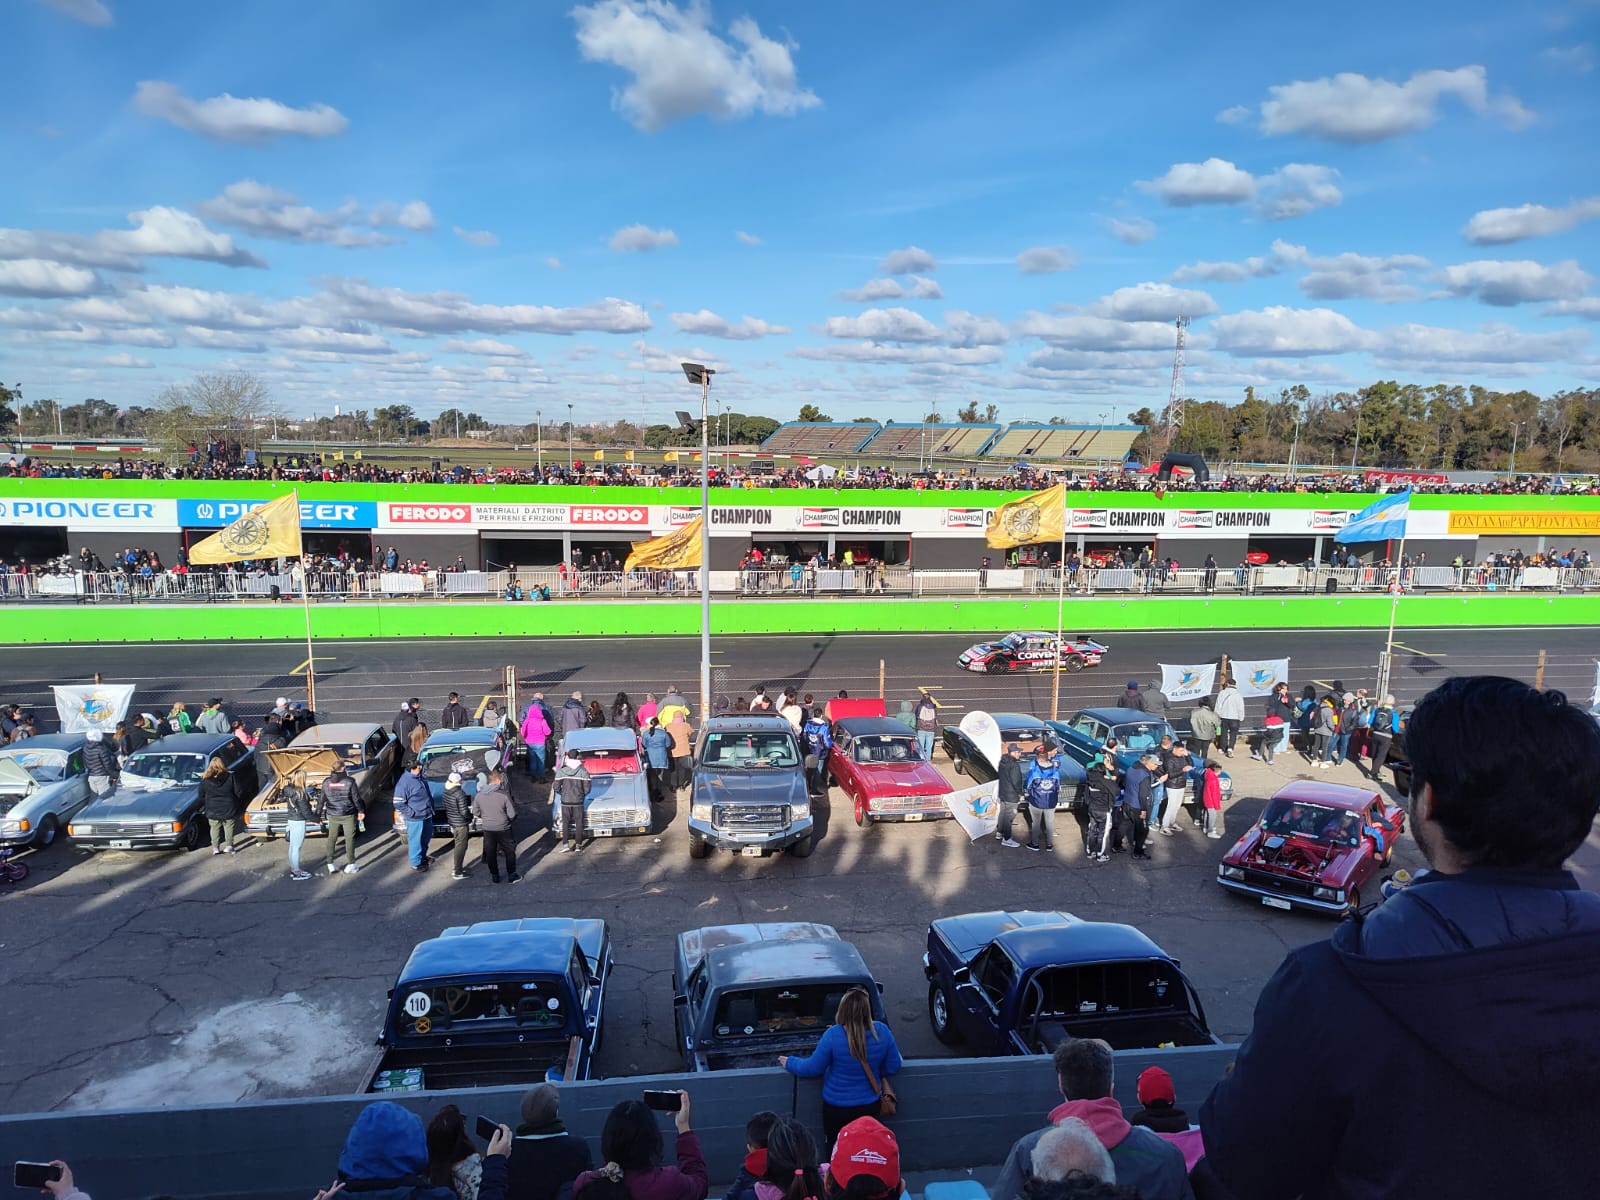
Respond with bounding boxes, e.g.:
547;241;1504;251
958;632;1108;674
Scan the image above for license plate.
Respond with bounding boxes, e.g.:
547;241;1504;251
904;813;924;822
109;839;133;849
740;846;763;857
596;828;613;837
1261;896;1291;910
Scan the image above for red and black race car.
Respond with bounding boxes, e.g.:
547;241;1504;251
957;631;1108;674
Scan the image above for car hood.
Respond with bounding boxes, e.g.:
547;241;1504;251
83;783;198;817
854;761;949;796
587;773;649;806
262;746;346;778
0;759;37;792
695;770;808;806
960;643;999;658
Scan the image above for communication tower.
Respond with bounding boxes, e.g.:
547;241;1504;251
1162;315;1189;449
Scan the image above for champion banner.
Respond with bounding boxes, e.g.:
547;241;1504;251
944;781;1000;841
53;684;136;733
624;515;703;572
986;484;1065;549
188;491;303;564
1232;657;1291;697
1160;662;1217;703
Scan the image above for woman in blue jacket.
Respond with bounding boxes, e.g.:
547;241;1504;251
778;987;902;1148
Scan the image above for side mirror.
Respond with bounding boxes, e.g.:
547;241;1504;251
950;965;971;984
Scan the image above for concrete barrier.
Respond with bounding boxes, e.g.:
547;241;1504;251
0;1047;1237;1200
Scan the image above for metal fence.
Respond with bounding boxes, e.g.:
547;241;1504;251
3;562;1597;604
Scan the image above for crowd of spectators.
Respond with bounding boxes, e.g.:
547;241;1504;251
5;447;1597;495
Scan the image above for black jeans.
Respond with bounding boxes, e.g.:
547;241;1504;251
1220;718;1241;753
449;823;471;872
1369;734;1393;781
822;1098;883;1151
646;766;668;803
480;829;516;878
561;800;586;846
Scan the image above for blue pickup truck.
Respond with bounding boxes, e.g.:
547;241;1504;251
366;917;612;1092
923;909;1217;1055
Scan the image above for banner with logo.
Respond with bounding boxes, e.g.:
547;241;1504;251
958;710;1004;771
1160;663;1217;703
987;484;1065;549
1591;661;1599;715
53;684;135;733
1232;657;1291;697
625;516;703;571
189;491;303;564
944;781;999;841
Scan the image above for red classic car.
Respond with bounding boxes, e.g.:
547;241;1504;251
1216;780;1404;916
826;716;952;827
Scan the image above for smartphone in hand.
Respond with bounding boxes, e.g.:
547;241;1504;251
475;1116;500;1142
14;1163;63;1189
642;1089;682;1112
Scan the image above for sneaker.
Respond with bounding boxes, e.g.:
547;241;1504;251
1026;843;1041;853
507;872;522;883
999;838;1021;848
325;863;338;875
1132;851;1151;860
1250;751;1262;760
1192;820;1202;827
572;843;584;853
1095;854;1110;864
290;870;312;881
343;863;361;874
1206;831;1223;839
221;845;235;854
559;843;574;854
212;846;223;855
1160;826;1176;836
451;870;467;881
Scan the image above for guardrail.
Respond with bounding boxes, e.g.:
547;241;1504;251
3;564;1595;603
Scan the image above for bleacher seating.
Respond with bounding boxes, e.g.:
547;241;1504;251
859;422;1002;458
761;422;882;456
982;423;1143;463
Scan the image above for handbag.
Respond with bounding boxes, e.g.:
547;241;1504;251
853;1040;898;1117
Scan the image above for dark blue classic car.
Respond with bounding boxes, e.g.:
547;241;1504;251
923;909;1216;1055
366;917;612;1092
1047;708;1232;800
672;922;884;1072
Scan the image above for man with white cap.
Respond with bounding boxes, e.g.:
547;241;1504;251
442;769;474;880
82;729;119;797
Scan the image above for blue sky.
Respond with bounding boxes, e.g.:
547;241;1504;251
2;0;1597;426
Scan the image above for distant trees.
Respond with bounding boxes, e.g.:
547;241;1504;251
0;382;17;437
797;404;830;422
957;401;999;422
149;372;278;459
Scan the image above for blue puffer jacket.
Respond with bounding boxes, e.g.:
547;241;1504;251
1201;867;1600;1199
337;1101;510;1199
393;770;434;820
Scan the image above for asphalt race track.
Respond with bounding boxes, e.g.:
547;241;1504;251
1;627;1597;1115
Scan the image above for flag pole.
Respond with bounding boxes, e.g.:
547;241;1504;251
1051;483;1067;722
1377;535;1405;700
291;489;316;711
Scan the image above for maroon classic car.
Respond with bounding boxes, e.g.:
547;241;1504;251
1216;780;1405;916
826;716;952;827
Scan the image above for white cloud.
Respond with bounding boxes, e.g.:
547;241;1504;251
1462;197;1600;245
1540;44;1593;73
276;326;394;355
1016;245;1074;274
1298;250;1428;301
791;343;1003;367
670;309;790;339
1015;313;1183;351
1090;282;1218;321
1544;297;1600;320
393;202;434;232
1212;306;1375;356
942;310;1009;348
1374;321;1586;367
1256;163;1343;220
198;181;432;248
441;338;529;358
609;223;678;252
571;0;820;132
0;228;140;271
1215;104;1251;125
319;278;653;336
880;245;938;274
0;259;100;298
99;353;153;368
1140;157;1256;206
1107;216;1157;244
180;327;268;352
1255;66;1532;142
453;226;499;248
821;306;943;343
839;275;942;303
35;0;112;26
132;80;348;144
1436;259;1592;306
101;207;266;268
736;230;762;245
546;257;563;270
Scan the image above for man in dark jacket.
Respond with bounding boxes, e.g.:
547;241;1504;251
559;691;586;738
1082;755;1118;863
321;760;363;875
506;1083;592;1200
391;700;419;745
995;741;1026;848
1142;680;1169;719
442;771;474;879
472;769;518;883
82;730;119;797
440;692;470;731
552;751;591;854
1113;680;1147;711
1200;675;1600;1199
393;761;434;872
1157;737;1191;835
1118;755;1156;861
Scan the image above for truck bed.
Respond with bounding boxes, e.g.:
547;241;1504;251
1031;1013;1216;1053
366;1038;577;1092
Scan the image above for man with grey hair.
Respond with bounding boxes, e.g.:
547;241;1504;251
507;1081;592;1200
1366;693;1399;783
992;1038;1190;1200
1031;1118;1115;1184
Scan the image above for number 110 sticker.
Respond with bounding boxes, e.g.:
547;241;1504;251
403;991;432;1018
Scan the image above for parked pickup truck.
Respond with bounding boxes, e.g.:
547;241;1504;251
687;716;813;860
923;909;1216;1056
672;922;884;1072
365;917;611;1093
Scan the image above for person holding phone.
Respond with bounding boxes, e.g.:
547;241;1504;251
572;1091;707;1200
15;1161;87;1199
426;1104;483;1200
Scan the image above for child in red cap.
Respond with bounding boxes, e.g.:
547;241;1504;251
825;1118;902;1200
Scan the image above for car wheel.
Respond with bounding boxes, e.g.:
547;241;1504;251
983;658;1004;675
1064;654;1086;673
36;816;60;848
854;799;868;827
688;835;710;860
928;982;964;1045
182;817;206;852
1347;886;1362;913
952;755;967;776
788;834;814;858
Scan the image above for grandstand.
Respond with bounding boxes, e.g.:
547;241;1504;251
860;421;1002;457
982;422;1143;463
760;421;882;456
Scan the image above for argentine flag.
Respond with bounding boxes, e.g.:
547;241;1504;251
1335;488;1411;544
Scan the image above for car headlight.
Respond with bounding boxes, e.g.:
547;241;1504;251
690;803;712;821
1220;865;1245;880
1312;886;1344;902
70;824;91;835
0;819;23;833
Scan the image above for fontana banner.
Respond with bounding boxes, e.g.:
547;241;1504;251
944;782;1000;841
1160;663;1217;703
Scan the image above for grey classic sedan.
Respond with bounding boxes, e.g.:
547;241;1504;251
0;734;92;849
69;732;258;852
554;726;652;839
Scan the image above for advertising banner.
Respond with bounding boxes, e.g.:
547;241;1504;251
1069;507;1357;535
180;499;375;530
1446;511;1600;536
472;503;568;528
0;498;178;530
380;502;472;526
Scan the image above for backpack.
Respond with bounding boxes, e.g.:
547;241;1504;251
1373;707;1395;734
1356;707;1374;729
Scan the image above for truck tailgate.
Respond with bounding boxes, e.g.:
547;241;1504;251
367;1039;577;1091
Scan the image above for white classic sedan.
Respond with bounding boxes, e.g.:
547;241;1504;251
0;734;93;849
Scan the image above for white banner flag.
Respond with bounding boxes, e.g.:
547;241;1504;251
1591;661;1599;714
1160;663;1217;704
1233;658;1291;697
53;684;135;733
944;781;999;841
957;710;1003;773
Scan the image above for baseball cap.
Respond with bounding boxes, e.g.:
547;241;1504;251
1006;741;1021;753
1137;1065;1176;1107
1127;680;1139;689
830;1117;900;1192
447;772;462;785
276;697;289;708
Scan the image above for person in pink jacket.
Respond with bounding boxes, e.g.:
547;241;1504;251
521;702;553;780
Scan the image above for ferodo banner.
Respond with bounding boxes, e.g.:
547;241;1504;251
1447;511;1600;536
569;504;649;526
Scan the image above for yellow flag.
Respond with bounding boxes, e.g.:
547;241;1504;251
332;449;344;461
624;449;635;461
594;449;606;460
986;484;1065;549
189;492;303;563
663;450;679;462
625;517;703;571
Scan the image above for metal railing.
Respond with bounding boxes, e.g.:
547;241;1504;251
2;563;1595;603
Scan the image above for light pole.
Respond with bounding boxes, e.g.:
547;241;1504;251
1289;407;1303;480
1350;402;1364;468
1508;420;1527;475
536;408;543;475
682;362;715;722
567;403;574;472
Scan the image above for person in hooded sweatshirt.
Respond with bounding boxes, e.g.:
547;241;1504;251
990;1038;1190;1200
332;1100;510;1200
1199;674;1600;1199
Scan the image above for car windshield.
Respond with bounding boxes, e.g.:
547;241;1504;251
420;745;497;781
998;634;1026;649
1000;726;1045;746
123;752;208;785
0;748;70;782
713;982;861;1037
701;732;800;769
853;734;921;764
1261;799;1359;844
577;747;640;774
397;977;572;1037
1111;722;1170;751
